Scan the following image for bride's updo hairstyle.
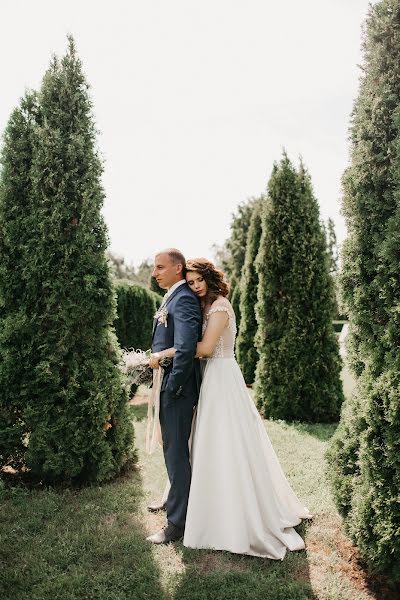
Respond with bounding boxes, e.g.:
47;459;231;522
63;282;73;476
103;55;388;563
186;258;230;302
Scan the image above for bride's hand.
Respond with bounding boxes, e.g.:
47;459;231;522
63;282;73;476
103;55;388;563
149;353;161;369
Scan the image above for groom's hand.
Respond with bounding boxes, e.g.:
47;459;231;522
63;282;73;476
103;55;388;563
149;353;161;369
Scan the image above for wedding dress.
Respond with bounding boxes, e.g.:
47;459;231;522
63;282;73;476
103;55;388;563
182;298;312;559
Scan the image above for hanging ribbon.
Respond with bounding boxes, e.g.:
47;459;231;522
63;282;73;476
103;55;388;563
146;367;164;454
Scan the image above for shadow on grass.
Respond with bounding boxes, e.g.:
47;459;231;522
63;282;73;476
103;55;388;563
283;421;338;442
0;468;167;600
172;522;316;600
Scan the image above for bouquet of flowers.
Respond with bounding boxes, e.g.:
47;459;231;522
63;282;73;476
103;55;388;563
121;348;172;387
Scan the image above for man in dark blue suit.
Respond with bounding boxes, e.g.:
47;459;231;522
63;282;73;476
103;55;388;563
146;248;202;544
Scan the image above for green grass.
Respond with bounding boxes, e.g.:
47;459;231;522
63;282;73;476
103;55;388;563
0;472;165;600
130;415;379;600
1;394;385;600
128;403;148;422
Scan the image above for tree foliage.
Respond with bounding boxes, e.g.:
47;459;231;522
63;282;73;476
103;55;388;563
0;38;135;482
150;274;164;296
114;282;160;350
325;217;339;275
222;200;257;325
255;154;343;423
236;198;263;384
107;251;136;281
327;1;400;581
322;217;343;320
0;93;38;469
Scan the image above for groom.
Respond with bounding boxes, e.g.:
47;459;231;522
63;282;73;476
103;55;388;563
146;248;202;544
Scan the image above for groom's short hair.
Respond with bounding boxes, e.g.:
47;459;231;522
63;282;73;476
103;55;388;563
161;248;186;275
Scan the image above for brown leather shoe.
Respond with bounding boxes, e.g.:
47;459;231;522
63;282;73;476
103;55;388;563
147;501;167;513
146;522;183;544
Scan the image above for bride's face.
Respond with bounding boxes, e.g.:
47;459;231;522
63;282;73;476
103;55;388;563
186;270;208;298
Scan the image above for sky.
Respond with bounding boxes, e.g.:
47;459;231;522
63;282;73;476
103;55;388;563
0;0;375;268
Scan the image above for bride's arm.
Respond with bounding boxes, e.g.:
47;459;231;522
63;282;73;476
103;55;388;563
195;311;228;357
149;311;229;365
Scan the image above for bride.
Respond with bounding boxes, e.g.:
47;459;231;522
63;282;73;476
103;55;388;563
149;258;312;560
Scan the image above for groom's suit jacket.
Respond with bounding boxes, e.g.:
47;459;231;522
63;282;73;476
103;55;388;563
152;283;202;398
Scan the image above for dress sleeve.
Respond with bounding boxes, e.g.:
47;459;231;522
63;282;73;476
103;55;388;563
208;306;231;317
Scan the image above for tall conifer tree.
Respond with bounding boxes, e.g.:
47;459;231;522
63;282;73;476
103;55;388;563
236;198;263;384
255;155;343;422
222;200;257;325
327;1;400;580
0;38;135;482
326;217;339;275
0;93;39;468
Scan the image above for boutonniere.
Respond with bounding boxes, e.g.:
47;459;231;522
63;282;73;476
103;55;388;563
154;306;169;327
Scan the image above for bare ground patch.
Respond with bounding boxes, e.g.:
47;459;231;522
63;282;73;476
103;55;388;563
306;513;398;599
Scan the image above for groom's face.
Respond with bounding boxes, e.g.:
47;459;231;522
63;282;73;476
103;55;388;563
152;253;183;289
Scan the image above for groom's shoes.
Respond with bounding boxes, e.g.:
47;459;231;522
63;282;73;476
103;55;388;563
146;522;184;544
147;500;167;513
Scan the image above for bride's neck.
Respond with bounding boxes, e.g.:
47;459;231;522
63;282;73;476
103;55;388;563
201;294;215;311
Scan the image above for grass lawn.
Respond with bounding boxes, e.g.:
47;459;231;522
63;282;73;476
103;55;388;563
0;384;395;600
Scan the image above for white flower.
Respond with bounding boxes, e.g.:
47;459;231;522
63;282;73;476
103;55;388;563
120;348;172;387
122;348;149;370
154;306;169;327
120;348;152;386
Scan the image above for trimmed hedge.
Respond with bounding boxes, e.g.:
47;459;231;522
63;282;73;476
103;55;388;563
114;281;161;351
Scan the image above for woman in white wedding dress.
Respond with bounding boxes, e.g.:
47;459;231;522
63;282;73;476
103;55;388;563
151;258;312;560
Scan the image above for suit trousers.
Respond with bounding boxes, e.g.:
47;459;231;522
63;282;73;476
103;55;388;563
159;389;197;530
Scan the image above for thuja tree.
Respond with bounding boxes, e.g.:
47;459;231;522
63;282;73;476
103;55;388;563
326;217;339;275
322;217;343;321
255;155;343;422
327;1;400;581
0;93;39;468
236;198;263;384
0;38;135;482
222;200;257;325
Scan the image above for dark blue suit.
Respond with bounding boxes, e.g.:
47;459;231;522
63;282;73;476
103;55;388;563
152;282;202;530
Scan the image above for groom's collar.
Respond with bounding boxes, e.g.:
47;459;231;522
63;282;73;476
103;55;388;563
164;279;186;300
161;279;186;308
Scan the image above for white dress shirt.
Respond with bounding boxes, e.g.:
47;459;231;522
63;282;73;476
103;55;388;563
162;279;186;305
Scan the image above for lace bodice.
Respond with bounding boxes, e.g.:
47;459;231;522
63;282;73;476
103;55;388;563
203;300;237;358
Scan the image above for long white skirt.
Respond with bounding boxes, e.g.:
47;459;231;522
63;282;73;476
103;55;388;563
183;357;312;560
